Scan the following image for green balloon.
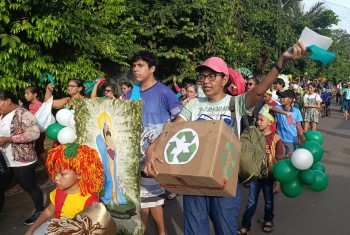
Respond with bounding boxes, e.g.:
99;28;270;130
46;123;64;140
273;159;299;183
281;178;303;198
302;141;324;162
310;162;326;173
308;170;328;192
304;131;324;145
299;169;316;185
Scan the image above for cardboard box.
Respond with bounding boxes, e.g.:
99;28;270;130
155;120;241;197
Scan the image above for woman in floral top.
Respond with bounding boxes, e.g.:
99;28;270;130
0;90;44;225
303;83;322;132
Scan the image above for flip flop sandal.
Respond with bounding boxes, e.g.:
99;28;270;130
262;221;274;233
167;193;177;200
237;226;250;234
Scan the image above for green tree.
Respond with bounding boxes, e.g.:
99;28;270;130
319;29;350;84
0;0;136;94
127;0;260;83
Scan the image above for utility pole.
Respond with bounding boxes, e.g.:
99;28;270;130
277;0;283;57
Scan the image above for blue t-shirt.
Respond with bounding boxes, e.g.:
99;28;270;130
321;91;331;103
126;81;183;168
275;105;303;143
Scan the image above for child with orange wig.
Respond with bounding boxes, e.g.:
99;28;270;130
25;144;104;235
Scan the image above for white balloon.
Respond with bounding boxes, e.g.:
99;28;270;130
291;148;314;170
57;127;76;144
56;109;73;127
68;115;75;130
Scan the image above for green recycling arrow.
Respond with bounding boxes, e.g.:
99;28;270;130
221;142;235;178
177;143;197;162
176;131;196;143
166;141;177;162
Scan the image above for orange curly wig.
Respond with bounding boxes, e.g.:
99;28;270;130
46;144;104;196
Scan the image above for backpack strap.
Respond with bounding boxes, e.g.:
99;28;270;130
229;96;242;139
229;96;235;121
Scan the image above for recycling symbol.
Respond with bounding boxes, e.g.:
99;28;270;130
164;128;199;164
221;142;236;179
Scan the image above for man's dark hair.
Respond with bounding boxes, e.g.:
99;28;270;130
0;90;19;104
131;50;158;68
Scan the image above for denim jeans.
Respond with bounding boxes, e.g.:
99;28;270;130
241;179;274;230
184;188;241;235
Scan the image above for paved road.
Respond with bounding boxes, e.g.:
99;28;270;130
1;104;349;235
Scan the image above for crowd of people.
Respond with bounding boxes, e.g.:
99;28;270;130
0;41;349;235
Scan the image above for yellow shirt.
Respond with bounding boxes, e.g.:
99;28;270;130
50;188;99;219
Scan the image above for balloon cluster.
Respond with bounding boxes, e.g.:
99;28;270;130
273;131;328;198
46;109;76;144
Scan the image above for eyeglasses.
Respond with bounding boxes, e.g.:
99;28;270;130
67;85;79;88
247;83;256;86
104;89;112;93
196;73;224;82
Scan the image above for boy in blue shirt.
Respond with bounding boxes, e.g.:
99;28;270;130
275;90;305;154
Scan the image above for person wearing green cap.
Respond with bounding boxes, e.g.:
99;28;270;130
238;105;284;234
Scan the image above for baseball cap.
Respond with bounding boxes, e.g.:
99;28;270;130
273;78;285;86
277;90;295;99
195;57;229;76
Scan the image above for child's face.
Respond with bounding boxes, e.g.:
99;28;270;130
186;86;197;99
24;89;36;102
308;85;315;93
264;93;272;102
295;96;301;103
181;88;187;96
280;97;292;106
121;84;131;95
54;167;80;194
256;114;271;131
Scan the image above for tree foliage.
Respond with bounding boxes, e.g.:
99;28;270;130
0;0;349;95
0;0;135;94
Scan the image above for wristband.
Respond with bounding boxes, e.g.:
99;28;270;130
274;61;283;73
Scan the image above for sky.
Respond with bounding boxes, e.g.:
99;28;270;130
302;0;350;33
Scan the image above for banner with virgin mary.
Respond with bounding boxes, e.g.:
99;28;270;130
74;98;142;235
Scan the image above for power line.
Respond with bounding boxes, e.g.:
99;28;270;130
304;0;350;32
322;0;350;11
